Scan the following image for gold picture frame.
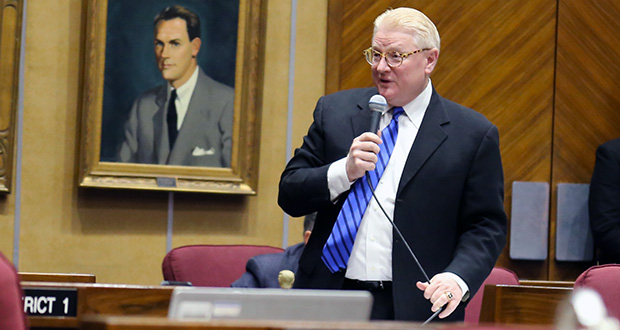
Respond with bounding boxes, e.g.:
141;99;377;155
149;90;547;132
79;0;265;194
0;0;23;193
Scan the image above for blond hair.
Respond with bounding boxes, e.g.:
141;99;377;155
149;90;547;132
374;7;440;52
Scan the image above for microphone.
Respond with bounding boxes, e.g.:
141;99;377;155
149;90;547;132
368;95;388;133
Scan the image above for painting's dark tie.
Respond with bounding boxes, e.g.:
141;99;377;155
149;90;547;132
167;89;178;148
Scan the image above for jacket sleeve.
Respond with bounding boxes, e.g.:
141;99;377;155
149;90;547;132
117;100;140;163
446;124;507;299
230;257;261;288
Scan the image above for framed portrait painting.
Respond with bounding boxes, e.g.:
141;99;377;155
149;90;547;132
0;0;23;193
79;0;265;194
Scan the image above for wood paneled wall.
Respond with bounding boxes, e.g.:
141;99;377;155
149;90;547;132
551;0;620;280
326;0;620;281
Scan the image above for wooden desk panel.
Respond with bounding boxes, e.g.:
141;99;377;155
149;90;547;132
20;272;96;283
80;315;555;330
22;282;173;329
24;282;569;329
479;285;572;325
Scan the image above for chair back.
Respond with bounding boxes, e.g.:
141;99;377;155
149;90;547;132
0;253;27;330
162;244;284;287
464;266;520;324
574;264;620;319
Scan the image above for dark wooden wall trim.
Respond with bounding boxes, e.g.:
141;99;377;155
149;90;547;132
325;0;343;94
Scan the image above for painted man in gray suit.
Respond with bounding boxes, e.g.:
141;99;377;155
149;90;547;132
118;5;234;167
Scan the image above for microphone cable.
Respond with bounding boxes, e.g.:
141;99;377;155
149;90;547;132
364;172;445;325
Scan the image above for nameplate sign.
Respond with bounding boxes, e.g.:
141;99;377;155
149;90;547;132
23;287;78;317
157;177;177;187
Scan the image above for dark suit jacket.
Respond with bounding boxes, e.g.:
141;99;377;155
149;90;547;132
231;243;305;288
589;138;620;264
118;68;234;167
278;87;507;322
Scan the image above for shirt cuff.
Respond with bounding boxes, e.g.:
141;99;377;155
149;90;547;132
327;157;353;202
445;272;470;302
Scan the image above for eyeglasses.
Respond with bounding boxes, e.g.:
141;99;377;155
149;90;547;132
363;47;430;68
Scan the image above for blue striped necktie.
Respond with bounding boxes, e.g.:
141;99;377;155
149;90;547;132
322;107;404;273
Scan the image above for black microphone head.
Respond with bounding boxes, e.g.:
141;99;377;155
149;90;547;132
368;94;388;114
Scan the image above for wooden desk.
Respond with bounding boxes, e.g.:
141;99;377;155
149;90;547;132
20;272;96;283
22;282;173;329
479;284;573;325
80;315;555;330
24;281;569;329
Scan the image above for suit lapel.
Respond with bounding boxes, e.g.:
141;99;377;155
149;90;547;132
168;69;211;164
397;89;450;196
349;90;378;138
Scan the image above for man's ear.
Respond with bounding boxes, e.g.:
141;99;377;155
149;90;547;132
424;48;439;75
303;230;312;245
191;37;201;58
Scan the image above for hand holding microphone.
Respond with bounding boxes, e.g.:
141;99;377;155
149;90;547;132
344;95;389;182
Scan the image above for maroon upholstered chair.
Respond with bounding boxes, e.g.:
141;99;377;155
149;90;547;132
574;264;620;319
162;244;284;287
0;252;27;330
464;266;520;324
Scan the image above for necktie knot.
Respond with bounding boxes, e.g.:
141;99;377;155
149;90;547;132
392;107;404;121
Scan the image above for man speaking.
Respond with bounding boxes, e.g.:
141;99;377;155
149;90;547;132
118;5;234;167
278;7;507;322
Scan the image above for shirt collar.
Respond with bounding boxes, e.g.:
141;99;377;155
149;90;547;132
400;79;432;129
168;66;199;105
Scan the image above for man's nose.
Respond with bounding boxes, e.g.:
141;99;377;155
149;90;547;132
375;56;391;72
160;44;171;57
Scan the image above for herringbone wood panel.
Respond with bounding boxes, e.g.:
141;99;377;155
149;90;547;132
427;0;555;280
551;0;620;280
327;0;557;280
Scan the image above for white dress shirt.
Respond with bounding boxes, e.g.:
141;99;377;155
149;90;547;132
168;66;199;130
327;80;469;299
